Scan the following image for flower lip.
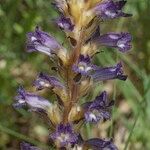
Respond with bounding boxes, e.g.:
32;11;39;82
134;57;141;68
50;123;78;148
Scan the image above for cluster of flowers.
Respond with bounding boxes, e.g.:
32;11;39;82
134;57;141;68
14;0;132;149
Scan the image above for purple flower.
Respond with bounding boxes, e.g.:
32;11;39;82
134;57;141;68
72;55;94;75
13;86;52;111
26;27;63;56
94;0;132;20
55;16;74;31
20;142;41;150
83;91;114;123
33;72;64;90
50;123;78;148
84;138;118;150
92;62;127;81
96;32;132;52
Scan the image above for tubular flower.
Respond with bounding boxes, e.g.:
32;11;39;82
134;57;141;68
94;0;132;20
13;0;132;149
55;16;74;31
50;123;78;148
83;91;114;123
20;142;41;150
33;72;64;90
72;55;94;75
14;86;52;112
84;138;118;150
27;27;62;55
26;27;68;63
94;32;132;52
92;62;127;81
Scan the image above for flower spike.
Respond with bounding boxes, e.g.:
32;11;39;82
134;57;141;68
13;0;132;149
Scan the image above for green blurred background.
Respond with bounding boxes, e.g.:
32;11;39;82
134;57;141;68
0;0;150;150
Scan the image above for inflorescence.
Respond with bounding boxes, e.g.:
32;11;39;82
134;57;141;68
14;0;132;149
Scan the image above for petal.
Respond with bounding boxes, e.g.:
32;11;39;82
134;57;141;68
92;62;127;81
115;0;126;9
20;142;41;150
90;91;108;109
84;111;103;123
84;138;118;150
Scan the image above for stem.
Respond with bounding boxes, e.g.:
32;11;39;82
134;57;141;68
123;113;139;150
109;80;117;137
109;53;118;137
123;91;147;150
63;30;84;123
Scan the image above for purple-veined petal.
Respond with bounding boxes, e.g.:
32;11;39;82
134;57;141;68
55;16;74;31
50;123;78;148
92;62;127;81
33;72;64;90
84;138;118;150
20;142;41;150
94;0;132;20
13;86;52;111
96;32;132;52
26;27;63;56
